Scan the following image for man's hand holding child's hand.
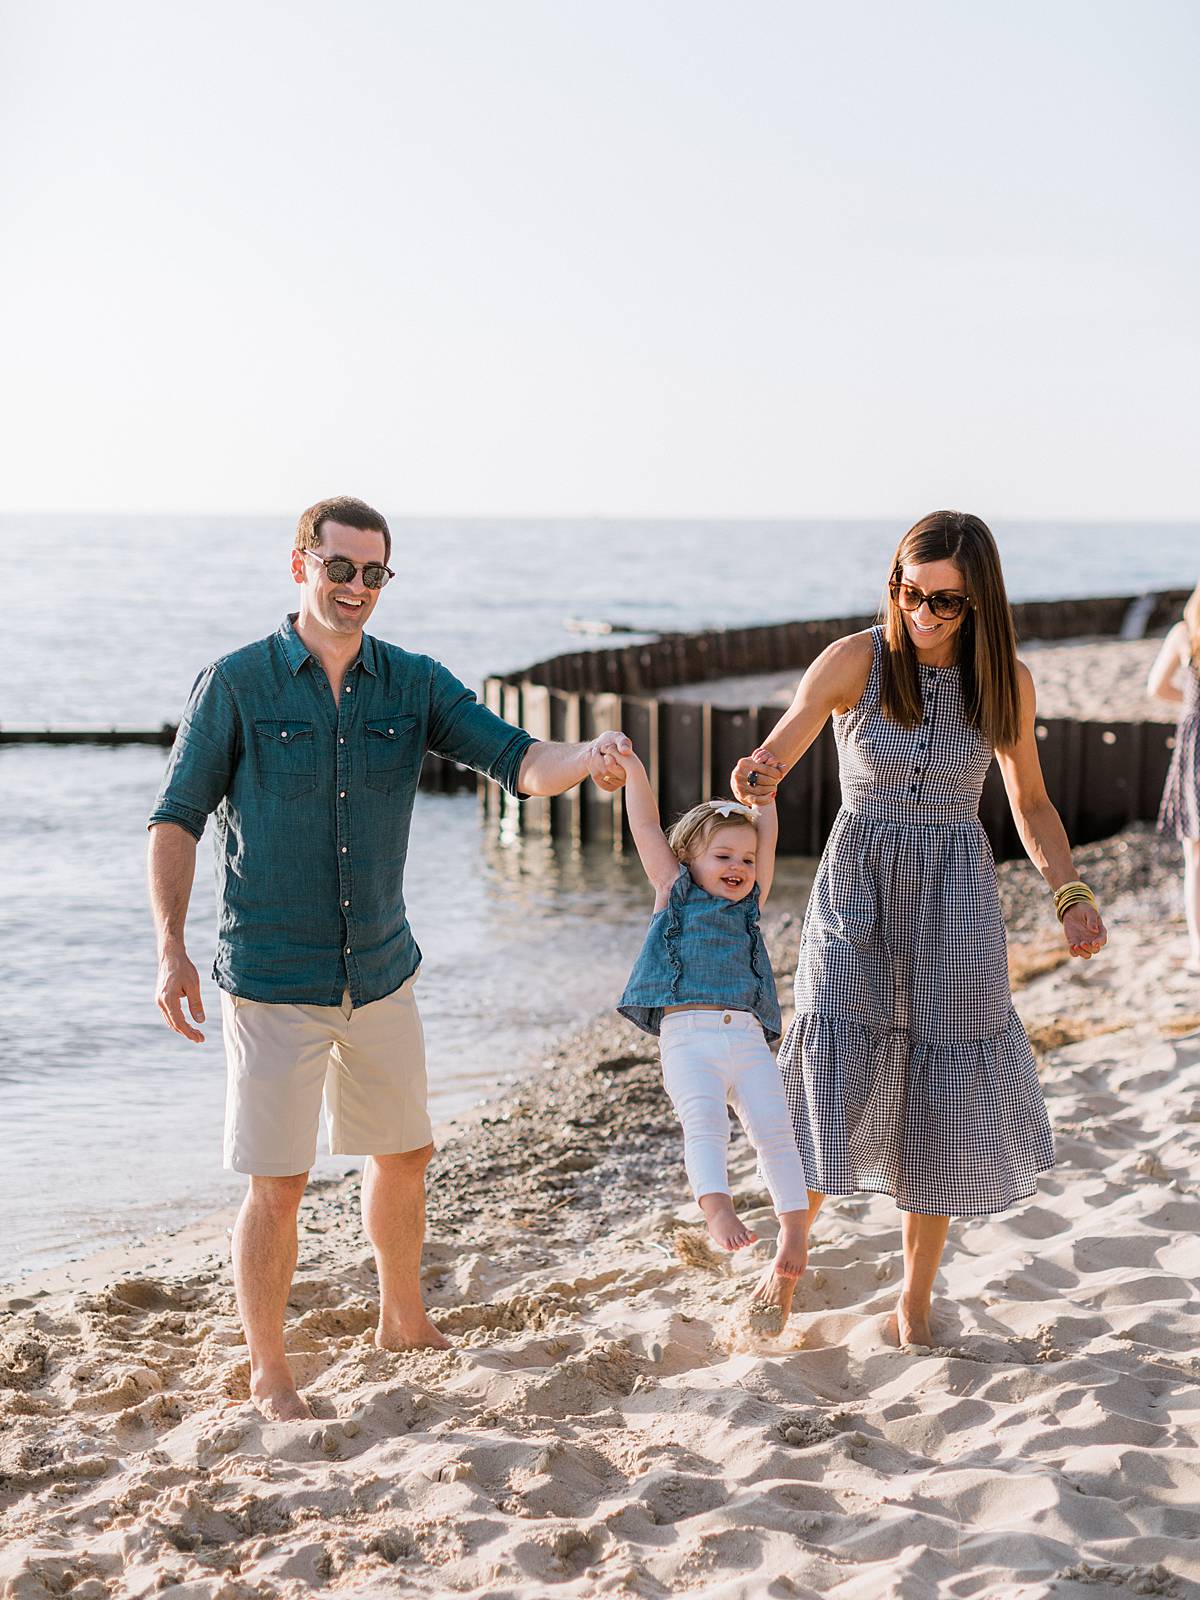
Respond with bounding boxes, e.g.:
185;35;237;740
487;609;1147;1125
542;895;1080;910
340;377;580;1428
588;730;633;791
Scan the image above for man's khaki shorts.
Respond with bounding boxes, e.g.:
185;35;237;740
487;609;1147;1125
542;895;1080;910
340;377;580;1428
219;974;431;1175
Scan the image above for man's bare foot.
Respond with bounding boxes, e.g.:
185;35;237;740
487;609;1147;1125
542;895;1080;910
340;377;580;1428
375;1313;451;1352
884;1293;936;1349
251;1369;312;1422
747;1212;808;1335
698;1193;757;1253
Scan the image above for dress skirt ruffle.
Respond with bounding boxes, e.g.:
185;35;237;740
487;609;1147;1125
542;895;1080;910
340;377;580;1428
777;1007;1053;1217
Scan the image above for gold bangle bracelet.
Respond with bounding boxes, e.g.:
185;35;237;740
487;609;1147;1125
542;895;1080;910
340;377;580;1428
1054;879;1093;909
1056;891;1098;923
1055;886;1096;906
1056;883;1094;908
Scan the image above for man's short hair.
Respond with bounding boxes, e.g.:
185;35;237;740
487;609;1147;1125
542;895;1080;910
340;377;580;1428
295;496;391;564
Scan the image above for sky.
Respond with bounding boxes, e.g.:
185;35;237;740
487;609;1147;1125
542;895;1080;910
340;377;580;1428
1;0;1197;519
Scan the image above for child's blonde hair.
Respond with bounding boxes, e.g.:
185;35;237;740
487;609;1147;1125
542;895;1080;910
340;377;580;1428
667;799;759;862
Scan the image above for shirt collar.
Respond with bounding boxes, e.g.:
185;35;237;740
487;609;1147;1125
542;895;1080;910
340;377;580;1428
278;613;378;678
278;614;311;676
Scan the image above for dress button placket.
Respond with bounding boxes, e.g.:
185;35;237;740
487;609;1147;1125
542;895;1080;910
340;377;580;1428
914;678;937;800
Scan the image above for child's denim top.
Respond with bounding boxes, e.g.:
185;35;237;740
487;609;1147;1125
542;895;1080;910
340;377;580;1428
618;863;781;1040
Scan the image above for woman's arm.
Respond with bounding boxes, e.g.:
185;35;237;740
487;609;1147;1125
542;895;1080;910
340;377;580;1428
753;796;779;906
615;751;681;909
995;662;1107;958
730;631;874;804
1147;622;1188;705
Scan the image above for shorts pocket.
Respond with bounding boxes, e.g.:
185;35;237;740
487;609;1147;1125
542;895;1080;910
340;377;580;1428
365;714;420;794
254;720;317;799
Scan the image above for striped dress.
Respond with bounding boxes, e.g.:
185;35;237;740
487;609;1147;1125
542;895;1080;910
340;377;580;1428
1157;653;1200;841
777;625;1054;1217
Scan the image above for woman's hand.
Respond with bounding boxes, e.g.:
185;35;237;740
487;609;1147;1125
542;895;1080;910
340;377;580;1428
1062;901;1107;959
731;746;785;806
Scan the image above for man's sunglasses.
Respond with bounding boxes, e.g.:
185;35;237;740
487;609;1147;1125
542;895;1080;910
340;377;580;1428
889;579;970;621
302;549;394;590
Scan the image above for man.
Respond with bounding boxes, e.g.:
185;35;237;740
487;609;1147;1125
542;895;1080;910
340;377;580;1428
148;495;630;1421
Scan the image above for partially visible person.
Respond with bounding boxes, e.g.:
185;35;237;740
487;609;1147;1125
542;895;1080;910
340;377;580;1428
148;495;631;1421
1148;581;1200;975
615;751;809;1333
730;510;1107;1348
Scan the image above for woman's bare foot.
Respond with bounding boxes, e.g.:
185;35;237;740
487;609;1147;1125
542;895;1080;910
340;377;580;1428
698;1193;757;1253
884;1293;936;1349
747;1211;808;1335
251;1366;312;1422
375;1313;451;1352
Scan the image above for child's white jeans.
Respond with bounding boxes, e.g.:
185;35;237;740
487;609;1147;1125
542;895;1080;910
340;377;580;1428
659;1009;810;1214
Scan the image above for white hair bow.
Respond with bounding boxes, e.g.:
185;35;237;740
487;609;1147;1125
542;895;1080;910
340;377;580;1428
711;800;755;820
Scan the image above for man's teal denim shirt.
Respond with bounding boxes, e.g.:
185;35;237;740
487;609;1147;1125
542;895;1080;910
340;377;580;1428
149;615;535;1008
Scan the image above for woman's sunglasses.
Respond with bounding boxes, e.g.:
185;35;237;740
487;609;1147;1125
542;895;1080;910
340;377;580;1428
302;549;394;590
889;580;970;621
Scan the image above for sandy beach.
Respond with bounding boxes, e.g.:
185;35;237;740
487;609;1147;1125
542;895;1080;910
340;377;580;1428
3;820;1199;1598
665;633;1179;724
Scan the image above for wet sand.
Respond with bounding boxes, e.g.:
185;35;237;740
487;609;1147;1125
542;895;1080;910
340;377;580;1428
2;826;1199;1597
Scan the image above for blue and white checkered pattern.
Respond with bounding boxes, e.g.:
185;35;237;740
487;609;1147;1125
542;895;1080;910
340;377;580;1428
776;626;1055;1217
1158;657;1200;841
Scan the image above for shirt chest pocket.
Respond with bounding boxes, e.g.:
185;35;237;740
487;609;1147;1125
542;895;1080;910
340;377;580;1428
253;720;317;799
364;715;420;794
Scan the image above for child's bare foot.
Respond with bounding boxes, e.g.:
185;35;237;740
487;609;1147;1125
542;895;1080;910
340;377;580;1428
884;1292;936;1349
698;1193;757;1253
747;1211;808;1335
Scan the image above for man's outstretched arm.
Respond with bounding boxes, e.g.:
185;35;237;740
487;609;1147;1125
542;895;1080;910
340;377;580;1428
148;822;206;1043
517;730;632;797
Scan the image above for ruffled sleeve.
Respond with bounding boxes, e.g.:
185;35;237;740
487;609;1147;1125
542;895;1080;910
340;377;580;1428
663;863;691;1000
745;883;771;1012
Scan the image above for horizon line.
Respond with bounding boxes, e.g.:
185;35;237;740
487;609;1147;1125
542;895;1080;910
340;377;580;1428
3;509;1199;526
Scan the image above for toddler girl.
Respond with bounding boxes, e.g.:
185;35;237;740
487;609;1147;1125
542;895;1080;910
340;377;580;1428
616;750;810;1328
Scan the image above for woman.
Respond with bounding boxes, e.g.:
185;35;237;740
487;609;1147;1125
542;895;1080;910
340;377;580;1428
1147;582;1200;975
731;511;1107;1347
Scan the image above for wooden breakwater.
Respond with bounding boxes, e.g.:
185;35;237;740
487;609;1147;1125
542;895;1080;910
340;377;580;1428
483;589;1190;860
0;727;476;794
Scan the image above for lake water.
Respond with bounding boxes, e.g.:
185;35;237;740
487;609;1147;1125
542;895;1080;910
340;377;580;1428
1;514;1196;1279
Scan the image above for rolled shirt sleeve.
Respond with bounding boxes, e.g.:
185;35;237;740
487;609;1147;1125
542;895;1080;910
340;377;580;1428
426;662;535;797
148;664;240;839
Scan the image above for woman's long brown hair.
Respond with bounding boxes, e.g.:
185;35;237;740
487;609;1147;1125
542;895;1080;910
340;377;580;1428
1184;580;1200;666
879;510;1022;750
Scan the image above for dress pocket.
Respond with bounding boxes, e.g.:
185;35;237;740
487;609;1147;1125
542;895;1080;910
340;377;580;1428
365;715;420;794
253;720;317;799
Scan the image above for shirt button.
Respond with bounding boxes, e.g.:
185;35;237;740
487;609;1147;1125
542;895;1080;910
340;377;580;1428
341;846;347;854
345;946;351;956
723;1012;732;1024
388;727;394;735
339;790;347;798
345;685;352;693
343;899;350;908
339;737;345;745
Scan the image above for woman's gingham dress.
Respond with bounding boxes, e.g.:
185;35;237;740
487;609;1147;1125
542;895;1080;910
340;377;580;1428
1158;655;1200;840
777;625;1053;1216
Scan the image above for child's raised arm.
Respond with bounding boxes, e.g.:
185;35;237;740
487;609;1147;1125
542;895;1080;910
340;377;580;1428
753;785;779;906
616;752;681;907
